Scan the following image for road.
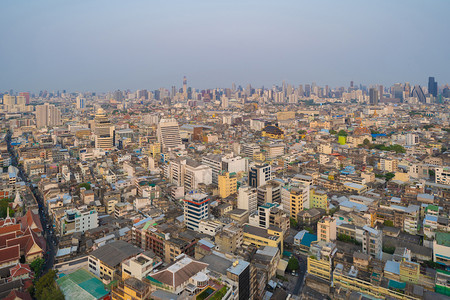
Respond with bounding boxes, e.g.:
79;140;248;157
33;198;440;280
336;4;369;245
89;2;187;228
292;254;307;295
6;131;57;273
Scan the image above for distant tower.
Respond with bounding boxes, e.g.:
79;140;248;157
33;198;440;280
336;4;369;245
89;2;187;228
350;81;354;88
183;76;187;97
369;88;379;105
428;77;438;97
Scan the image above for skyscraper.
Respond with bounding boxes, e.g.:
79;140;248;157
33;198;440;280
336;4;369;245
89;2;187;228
182;76;187;98
157;118;182;151
183;192;209;231
19;92;30;105
94;108;114;149
36;103;62;128
76;96;86;110
411;85;426;103
369;88;379;105
428;77;438;97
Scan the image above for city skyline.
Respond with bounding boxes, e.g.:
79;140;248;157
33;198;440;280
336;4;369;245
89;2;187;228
1;0;450;92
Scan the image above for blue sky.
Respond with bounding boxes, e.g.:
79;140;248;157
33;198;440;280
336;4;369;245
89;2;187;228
1;0;449;92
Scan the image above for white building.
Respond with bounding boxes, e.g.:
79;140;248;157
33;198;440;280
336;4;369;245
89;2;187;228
436;167;450;185
59;208;98;235
362;225;382;260
237;186;258;213
157;118;183;151
184;159;212;191
198;220;224;236
36;103;62;128
222;155;247;173
202;154;223;186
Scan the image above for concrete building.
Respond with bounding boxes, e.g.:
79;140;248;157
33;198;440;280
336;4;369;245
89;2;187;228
36;103;62;128
183;192;210;231
281;183;310;217
94;108;114;149
362;225;382;260
157;118;183;151
202;154;223;186
257;180;282;206
237;186;258;213
59;208;98;236
249;164;272;188
218;171;237;199
317;216;336;243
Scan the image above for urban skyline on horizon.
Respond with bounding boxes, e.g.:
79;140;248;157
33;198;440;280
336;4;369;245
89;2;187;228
2;0;450;92
2;75;447;95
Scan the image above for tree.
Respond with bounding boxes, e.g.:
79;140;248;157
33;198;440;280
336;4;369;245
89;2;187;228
287;256;299;271
383;220;394;227
290;218;298;229
429;170;435;178
79;182;91;190
338;130;348;137
383;245;396;254
0;199;15;219
329;129;337;135
297;130;307;135
363;138;370;146
31;258;45;277
32;270;64;300
385;173;395;181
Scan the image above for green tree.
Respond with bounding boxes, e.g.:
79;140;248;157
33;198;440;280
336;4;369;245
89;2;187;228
383;220;394;227
329;129;337;135
363;138;370;146
338;130;348;137
297;130;307;135
31;258;45;277
290;217;298;229
32;270;64;300
0;199;15;219
429;170;435;178
79;182;91;190
385;173;395;181
287;256;299;271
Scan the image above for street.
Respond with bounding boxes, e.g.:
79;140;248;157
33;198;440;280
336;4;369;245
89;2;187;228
6;131;57;273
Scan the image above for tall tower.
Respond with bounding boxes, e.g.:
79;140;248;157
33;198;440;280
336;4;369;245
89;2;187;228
157;118;182;151
369;88;379;105
183;76;187;98
428;77;437;97
36;103;62;128
94;108;114;149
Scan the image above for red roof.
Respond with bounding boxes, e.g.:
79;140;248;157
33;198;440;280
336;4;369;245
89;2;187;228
20;210;43;234
0;245;20;265
10;263;31;278
4;290;32;300
0;232;17;248
0;224;22;236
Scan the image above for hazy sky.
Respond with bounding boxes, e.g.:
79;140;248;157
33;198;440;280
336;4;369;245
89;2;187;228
1;0;449;93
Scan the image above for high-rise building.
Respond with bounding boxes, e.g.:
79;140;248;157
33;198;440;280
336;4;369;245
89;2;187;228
182;76;187;98
362;225;382;260
201;154;223;186
237;186;258;213
369;87;378;105
94;108;114;149
428;76;438;97
317;216;336;243
281;183;310;217
19;92;30;105
157;118;182;151
36;103;62;128
76;96;86;110
218;171;237;199
391;83;404;101
249;164;272;188
411;85;426;103
183;192;209;231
